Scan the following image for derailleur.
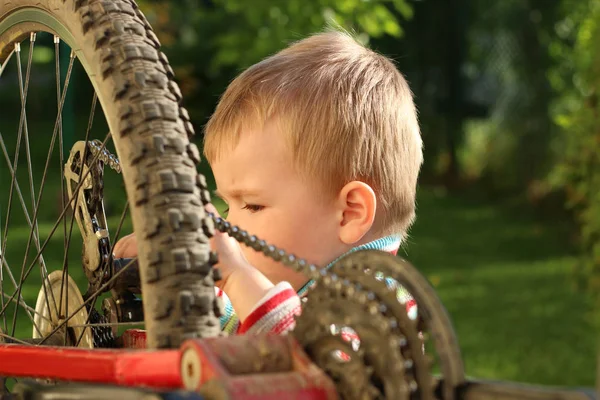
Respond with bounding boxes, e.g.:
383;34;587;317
64;140;143;329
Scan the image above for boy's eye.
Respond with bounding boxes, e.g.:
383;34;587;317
242;204;264;213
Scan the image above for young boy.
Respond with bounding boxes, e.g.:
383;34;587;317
114;30;423;335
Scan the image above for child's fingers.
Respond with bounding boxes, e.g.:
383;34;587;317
112;237;125;256
113;232;137;258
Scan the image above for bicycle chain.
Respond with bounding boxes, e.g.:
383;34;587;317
92;141;435;399
210;218;433;400
87;139;122;174
88;309;116;349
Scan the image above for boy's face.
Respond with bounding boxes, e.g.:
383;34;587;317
211;120;347;289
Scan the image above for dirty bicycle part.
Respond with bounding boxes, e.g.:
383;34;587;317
64;138;145;335
63;140;140;301
326;250;466;400
294;282;422;400
64;140;112;291
0;0;220;355
291;249;438;400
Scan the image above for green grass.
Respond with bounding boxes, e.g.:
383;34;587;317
405;187;595;387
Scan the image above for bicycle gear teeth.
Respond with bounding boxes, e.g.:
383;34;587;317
88;309;116;349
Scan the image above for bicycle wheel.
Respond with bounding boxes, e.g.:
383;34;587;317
0;0;219;359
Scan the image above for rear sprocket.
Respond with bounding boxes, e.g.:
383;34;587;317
326;250;466;400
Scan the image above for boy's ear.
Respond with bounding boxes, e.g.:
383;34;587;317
337;181;376;245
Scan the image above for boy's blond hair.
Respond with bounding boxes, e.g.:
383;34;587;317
204;30;423;236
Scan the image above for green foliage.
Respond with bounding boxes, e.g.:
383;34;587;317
202;0;412;70
548;0;600;310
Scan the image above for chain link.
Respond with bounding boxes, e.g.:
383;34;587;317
87;139;121;173
210;216;323;281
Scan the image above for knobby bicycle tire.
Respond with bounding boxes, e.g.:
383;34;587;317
0;0;220;349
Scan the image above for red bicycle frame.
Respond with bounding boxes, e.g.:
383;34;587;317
0;331;338;399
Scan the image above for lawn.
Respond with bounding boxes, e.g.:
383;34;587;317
405;187;595;387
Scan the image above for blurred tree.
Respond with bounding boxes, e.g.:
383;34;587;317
370;0;485;185
188;0;412;70
456;0;562;193
547;0;600;307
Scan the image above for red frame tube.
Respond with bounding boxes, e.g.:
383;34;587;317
0;331;339;399
0;344;182;389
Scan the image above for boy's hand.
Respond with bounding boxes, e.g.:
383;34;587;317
206;203;274;320
112;232;138;259
205;204;253;291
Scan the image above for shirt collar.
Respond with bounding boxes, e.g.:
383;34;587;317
297;234;402;296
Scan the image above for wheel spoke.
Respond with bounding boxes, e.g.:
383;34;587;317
38;257;139;346
0;211;6;333
56;35;67;256
60;92;98;345
22;35;43;265
0;132;112;319
2;293;52;326
1;257;45;336
111;200;130;261
56;35;68;346
0;133;57;335
11;50;76;337
17;34;60;327
24;32;57;334
0;331;36;346
0;42;31;335
71;321;142;329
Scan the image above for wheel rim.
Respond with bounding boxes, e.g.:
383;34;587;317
0;8;88;72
